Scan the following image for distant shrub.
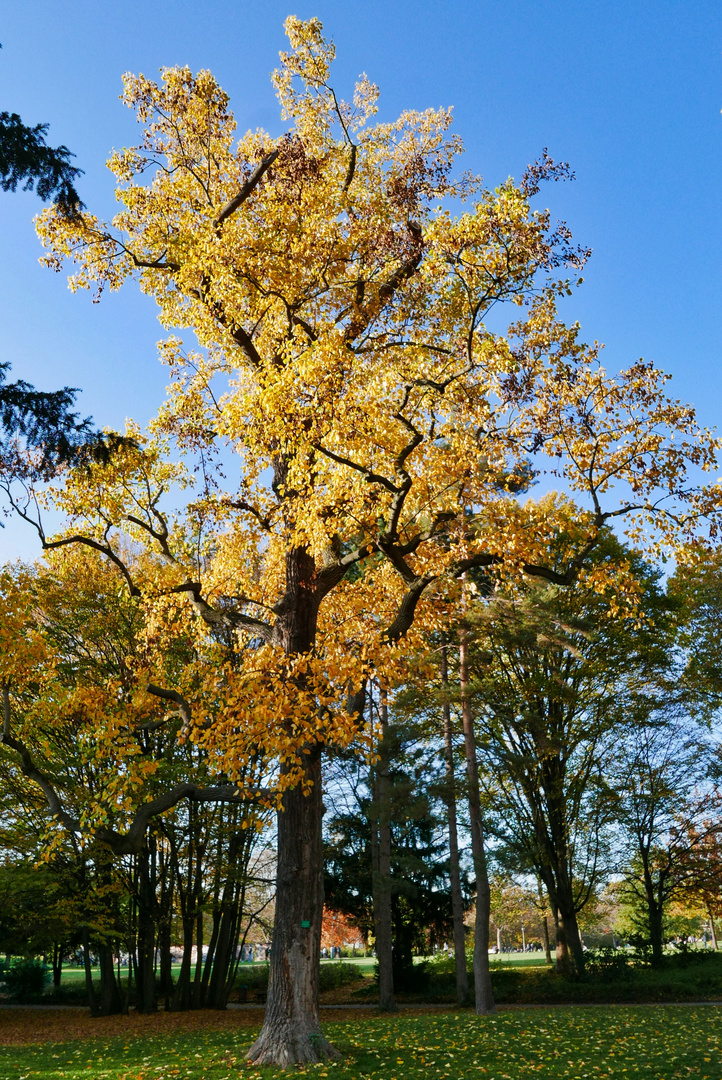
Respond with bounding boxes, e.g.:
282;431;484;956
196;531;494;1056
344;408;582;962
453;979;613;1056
319;961;364;991
1;957;50;1001
584;947;634;982
232;959;362;1003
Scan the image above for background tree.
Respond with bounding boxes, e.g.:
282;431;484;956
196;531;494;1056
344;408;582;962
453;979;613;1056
614;718;716;964
0;550;272;1012
0;51;99;471
325;714;453;992
468;525;677;974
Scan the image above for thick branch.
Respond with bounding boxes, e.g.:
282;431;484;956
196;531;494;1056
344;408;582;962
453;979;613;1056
315;540;379;599
383;575;435;643
311;442;399;493
0;726;261;857
344;220;425;344
0;731;82;835
146;683;192;737
176;580;274;641
214;148;280;228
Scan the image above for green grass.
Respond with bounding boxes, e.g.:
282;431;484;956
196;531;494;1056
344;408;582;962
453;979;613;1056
488;952;550;969
2;1007;721;1078
343;949;722;1005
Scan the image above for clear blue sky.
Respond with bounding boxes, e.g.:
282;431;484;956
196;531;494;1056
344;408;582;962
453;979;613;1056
1;0;721;558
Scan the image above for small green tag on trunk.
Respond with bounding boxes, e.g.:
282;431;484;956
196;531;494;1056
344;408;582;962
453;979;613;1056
301;920;310;928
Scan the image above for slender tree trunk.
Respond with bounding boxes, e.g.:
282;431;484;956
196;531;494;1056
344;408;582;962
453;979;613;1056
640;860;665;966
81;928;98;1017
459;622;495;1015
709;906;718;951
172;913;194;1011
649;903;664;965
156;839;174;1010
542;917;552;964
371;684;397;1011
52;942;62;990
202;817;227;1004
192;908;204;1007
136;848;158;1013
537;878;552;964
207;831;245;1009
441;645;469;1005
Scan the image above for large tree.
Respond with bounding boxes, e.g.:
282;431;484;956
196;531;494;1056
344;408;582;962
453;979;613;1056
19;17;722;1064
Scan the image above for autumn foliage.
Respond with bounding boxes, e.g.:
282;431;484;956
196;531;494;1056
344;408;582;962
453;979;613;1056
0;14;718;1066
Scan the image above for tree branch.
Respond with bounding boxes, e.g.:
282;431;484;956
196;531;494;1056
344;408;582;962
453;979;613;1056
146;683;193;737
214;148;280;228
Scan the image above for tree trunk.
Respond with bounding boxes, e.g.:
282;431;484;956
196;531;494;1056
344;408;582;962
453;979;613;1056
557;900;585;975
81;928;98;1017
98;942;122;1016
709;906;718;951
542;917;552;965
459;624;495;1015
192;908;204;1007
248;544;339;1066
441;645;469;1005
52;942;62;990
207;830;246;1009
371;684;397;1012
136;848;158;1013
537;878;552;964
553;908;572;973
171;913;194;1011
649;903;664;965
247;745;337;1065
156;840;174;1010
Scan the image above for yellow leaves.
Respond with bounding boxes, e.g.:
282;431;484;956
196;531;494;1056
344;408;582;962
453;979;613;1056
25;15;722;810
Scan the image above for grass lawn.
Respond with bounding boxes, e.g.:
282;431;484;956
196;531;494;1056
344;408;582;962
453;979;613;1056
56;963;278;988
53;954;545;988
1;1005;721;1078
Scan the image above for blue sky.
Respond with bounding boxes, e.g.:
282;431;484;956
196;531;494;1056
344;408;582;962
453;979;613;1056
1;0;721;557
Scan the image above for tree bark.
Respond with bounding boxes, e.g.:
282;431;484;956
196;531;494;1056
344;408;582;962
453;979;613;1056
640;855;665;966
554;908;572;973
371;684;397;1011
537;878;552;964
441;645;469;1004
136;847;158;1013
247;745;336;1065
52;942;62;990
98;942;122;1016
81;928;98;1017
247;544;338;1066
542;917;552;965
709;906;718;951
459;623;495;1015
648;902;664;965
207;830;245;1009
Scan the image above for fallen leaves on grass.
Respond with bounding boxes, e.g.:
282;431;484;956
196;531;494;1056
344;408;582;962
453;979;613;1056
0;1006;720;1078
